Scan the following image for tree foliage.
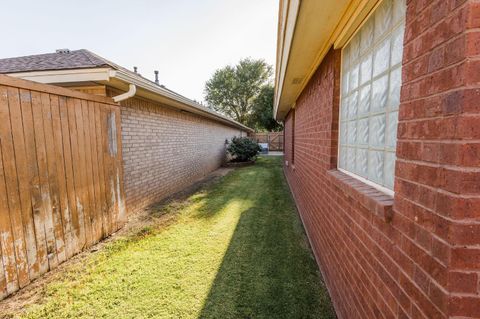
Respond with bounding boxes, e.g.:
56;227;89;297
249;85;283;132
204;58;272;126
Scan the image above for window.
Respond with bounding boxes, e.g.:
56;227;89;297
291;108;295;164
338;0;406;191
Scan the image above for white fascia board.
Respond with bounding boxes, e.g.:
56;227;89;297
7;68;111;84
274;0;300;120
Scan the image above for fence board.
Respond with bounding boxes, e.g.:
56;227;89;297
88;101;102;242
82;100;97;244
19;89;49;277
76;99;93;247
114;107;126;227
0;246;6;298
51;96;73;259
0;86;30;288
8;88;38;279
0;115;19;295
66;97;84;252
0;75;124;300
102;107;115;234
43;93;66;266
33;92;58;270
94;103;108;238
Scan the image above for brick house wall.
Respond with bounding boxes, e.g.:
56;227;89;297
107;89;244;213
283;1;480;318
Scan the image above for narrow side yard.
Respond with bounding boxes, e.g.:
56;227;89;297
4;156;335;319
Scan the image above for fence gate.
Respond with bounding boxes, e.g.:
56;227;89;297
251;131;284;151
0;75;125;299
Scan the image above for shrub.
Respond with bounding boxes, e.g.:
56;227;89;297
227;137;261;162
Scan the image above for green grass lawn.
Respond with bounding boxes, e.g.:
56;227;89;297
18;156;335;319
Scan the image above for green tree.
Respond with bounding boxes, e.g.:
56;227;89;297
249;85;283;132
204;58;272;125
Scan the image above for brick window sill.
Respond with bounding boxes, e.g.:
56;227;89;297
326;169;394;223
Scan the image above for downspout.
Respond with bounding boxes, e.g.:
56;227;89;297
112;84;136;102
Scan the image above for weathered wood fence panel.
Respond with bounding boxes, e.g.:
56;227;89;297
250;131;284;151
0;75;125;300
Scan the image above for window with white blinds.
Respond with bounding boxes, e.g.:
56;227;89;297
338;0;406;191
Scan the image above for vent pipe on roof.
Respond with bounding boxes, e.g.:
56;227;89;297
154;70;159;85
56;49;70;54
133;66;138;73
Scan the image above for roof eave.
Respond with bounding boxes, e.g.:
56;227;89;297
110;69;253;132
7;68;253;132
274;0;380;121
7;67;111;83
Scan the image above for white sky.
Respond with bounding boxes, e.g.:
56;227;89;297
0;0;278;103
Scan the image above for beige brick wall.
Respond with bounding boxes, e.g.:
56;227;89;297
116;94;245;213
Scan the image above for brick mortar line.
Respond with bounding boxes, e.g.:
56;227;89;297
395;158;480;173
399;113;480;123
394;194;480;240
397;138;480;144
402;58;466;88
399;111;480;122
404;0;468;46
402;31;468;69
401;83;480;104
395;175;480;199
403;31;480;70
397;196;480;229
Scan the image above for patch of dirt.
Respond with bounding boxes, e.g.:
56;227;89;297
123;167;233;235
223;160;255;167
0;167;233;318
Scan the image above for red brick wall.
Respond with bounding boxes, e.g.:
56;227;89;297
107;90;245;213
283;1;480;318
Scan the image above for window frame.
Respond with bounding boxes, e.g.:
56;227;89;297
337;0;405;196
338;167;394;196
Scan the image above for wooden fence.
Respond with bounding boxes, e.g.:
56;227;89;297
250;131;284;151
0;75;125;299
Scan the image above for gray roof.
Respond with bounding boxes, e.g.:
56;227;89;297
0;49;252;131
0;49;112;73
0;49;188;98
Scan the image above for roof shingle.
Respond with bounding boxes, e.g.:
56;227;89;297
0;49;112;73
0;48;252;131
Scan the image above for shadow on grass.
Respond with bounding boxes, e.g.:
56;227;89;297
196;156;336;319
2;157;335;319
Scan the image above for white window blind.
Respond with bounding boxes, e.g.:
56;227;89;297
339;0;406;191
